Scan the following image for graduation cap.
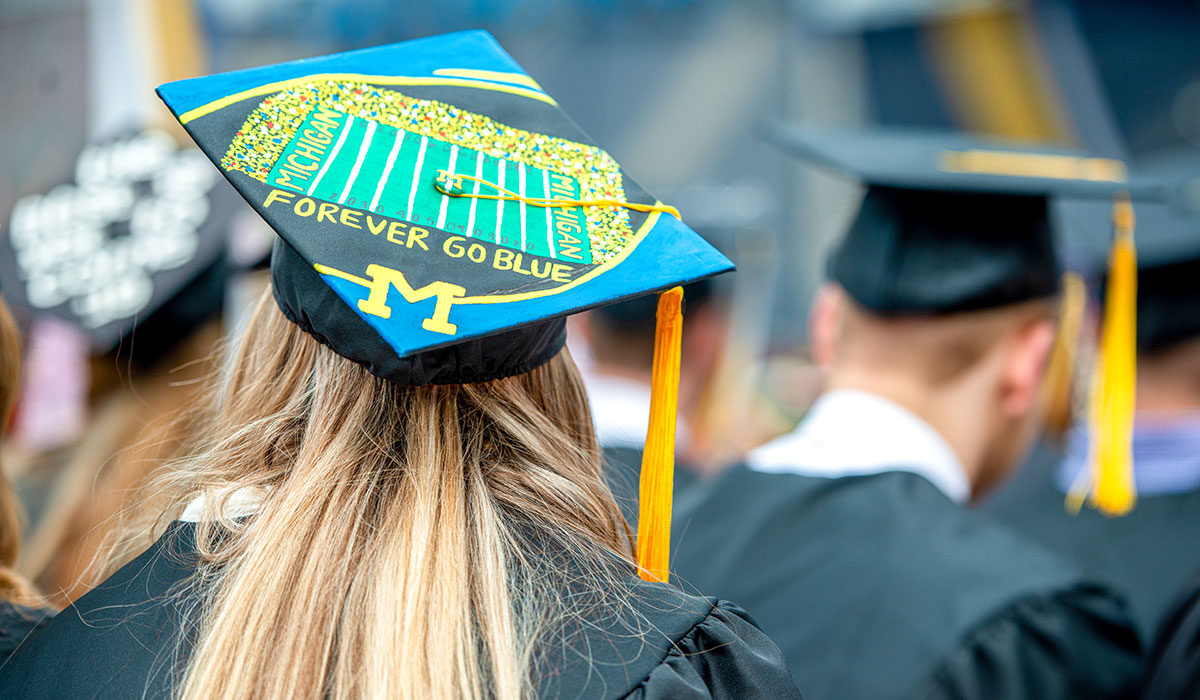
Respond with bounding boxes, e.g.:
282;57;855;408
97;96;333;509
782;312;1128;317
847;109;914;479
156;30;733;582
0;129;238;363
593;277;714;336
766;123;1159;516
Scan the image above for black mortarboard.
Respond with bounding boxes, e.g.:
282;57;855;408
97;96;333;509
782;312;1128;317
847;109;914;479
766;123;1161;315
157;30;734;583
0;129;237;363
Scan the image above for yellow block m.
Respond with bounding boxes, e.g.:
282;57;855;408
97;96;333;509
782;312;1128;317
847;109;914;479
313;263;466;335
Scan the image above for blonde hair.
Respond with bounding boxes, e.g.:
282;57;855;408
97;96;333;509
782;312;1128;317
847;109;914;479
138;288;631;700
0;298;39;603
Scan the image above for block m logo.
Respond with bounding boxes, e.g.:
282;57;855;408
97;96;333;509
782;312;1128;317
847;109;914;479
314;263;466;335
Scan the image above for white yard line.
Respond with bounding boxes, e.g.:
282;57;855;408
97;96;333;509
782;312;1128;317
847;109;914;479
466;151;483;237
405;135;429;222
369;129;404;213
543;169;555;258
339;119;377;204
518;162;527;252
436;144;459;230
494;159;506;244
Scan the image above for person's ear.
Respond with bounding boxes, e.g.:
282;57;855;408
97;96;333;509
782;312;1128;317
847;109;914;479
809;283;842;370
1001;318;1057;417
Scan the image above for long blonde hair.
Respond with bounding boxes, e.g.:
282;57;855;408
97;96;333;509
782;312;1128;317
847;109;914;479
144;288;631;700
0;298;39;603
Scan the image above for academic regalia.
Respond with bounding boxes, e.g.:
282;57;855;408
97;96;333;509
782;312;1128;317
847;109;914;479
1142;568;1200;700
0;603;50;662
669;126;1151;699
985;428;1200;646
984;190;1200;645
673;392;1142;700
0;518;800;699
0;32;800;699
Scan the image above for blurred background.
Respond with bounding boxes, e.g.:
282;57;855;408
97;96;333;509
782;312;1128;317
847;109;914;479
1;0;1198;601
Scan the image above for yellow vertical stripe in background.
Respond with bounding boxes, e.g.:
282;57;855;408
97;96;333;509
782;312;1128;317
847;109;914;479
134;0;207;137
925;8;1070;143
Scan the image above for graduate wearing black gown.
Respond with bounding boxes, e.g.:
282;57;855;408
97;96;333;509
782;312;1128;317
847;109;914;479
673;126;1145;700
985;194;1200;646
0;32;800;700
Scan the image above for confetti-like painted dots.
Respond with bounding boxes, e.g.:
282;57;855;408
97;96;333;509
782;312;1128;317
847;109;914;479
220;80;637;263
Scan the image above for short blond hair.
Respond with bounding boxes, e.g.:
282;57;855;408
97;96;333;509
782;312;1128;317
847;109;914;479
837;295;1058;386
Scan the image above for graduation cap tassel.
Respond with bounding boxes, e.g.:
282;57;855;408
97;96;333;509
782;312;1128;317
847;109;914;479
1088;195;1138;516
1042;272;1087;440
636;287;684;583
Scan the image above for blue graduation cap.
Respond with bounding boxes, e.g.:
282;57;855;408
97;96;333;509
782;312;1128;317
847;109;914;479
157;29;729;582
157;30;731;387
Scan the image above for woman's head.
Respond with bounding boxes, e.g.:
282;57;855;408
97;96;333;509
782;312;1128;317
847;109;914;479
166;287;630;700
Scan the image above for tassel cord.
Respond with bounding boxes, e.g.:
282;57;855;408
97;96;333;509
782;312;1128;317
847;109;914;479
636;287;684;582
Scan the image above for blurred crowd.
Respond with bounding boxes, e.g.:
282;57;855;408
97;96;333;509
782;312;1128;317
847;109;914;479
2;0;1200;698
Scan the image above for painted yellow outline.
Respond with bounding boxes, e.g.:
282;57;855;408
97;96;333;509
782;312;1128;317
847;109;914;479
178;73;556;124
432;68;541;90
455;205;663;304
313;264;370;287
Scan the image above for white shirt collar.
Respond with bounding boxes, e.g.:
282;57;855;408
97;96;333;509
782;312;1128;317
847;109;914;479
746;388;971;504
584;372;690;451
180;487;266;522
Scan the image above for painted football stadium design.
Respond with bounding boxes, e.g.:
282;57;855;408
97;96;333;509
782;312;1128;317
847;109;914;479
221;80;633;266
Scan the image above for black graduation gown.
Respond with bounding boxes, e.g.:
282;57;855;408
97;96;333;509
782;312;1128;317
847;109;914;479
1142;568;1200;700
0;603;51;664
984;440;1200;645
602;445;700;529
0;521;802;699
672;465;1142;700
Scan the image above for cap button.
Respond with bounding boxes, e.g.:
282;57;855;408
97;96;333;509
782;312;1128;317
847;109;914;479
435;170;465;195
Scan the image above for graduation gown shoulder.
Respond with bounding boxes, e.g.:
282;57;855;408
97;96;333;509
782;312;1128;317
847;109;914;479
602;444;699;530
985;439;1200;645
0;602;52;664
672;465;1141;700
1141;568;1200;700
0;520;800;700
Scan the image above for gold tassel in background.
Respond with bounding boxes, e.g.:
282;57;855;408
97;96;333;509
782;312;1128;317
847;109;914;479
636;287;684;583
1085;194;1138;516
1041;272;1087;441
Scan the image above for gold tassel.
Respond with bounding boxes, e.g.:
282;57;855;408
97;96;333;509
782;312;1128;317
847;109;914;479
1086;194;1138;516
636;287;684;583
1041;272;1087;441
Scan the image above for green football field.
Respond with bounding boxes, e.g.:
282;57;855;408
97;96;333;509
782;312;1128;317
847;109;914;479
267;108;589;264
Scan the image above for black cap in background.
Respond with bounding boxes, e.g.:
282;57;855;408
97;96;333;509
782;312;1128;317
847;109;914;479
766;123;1162;315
